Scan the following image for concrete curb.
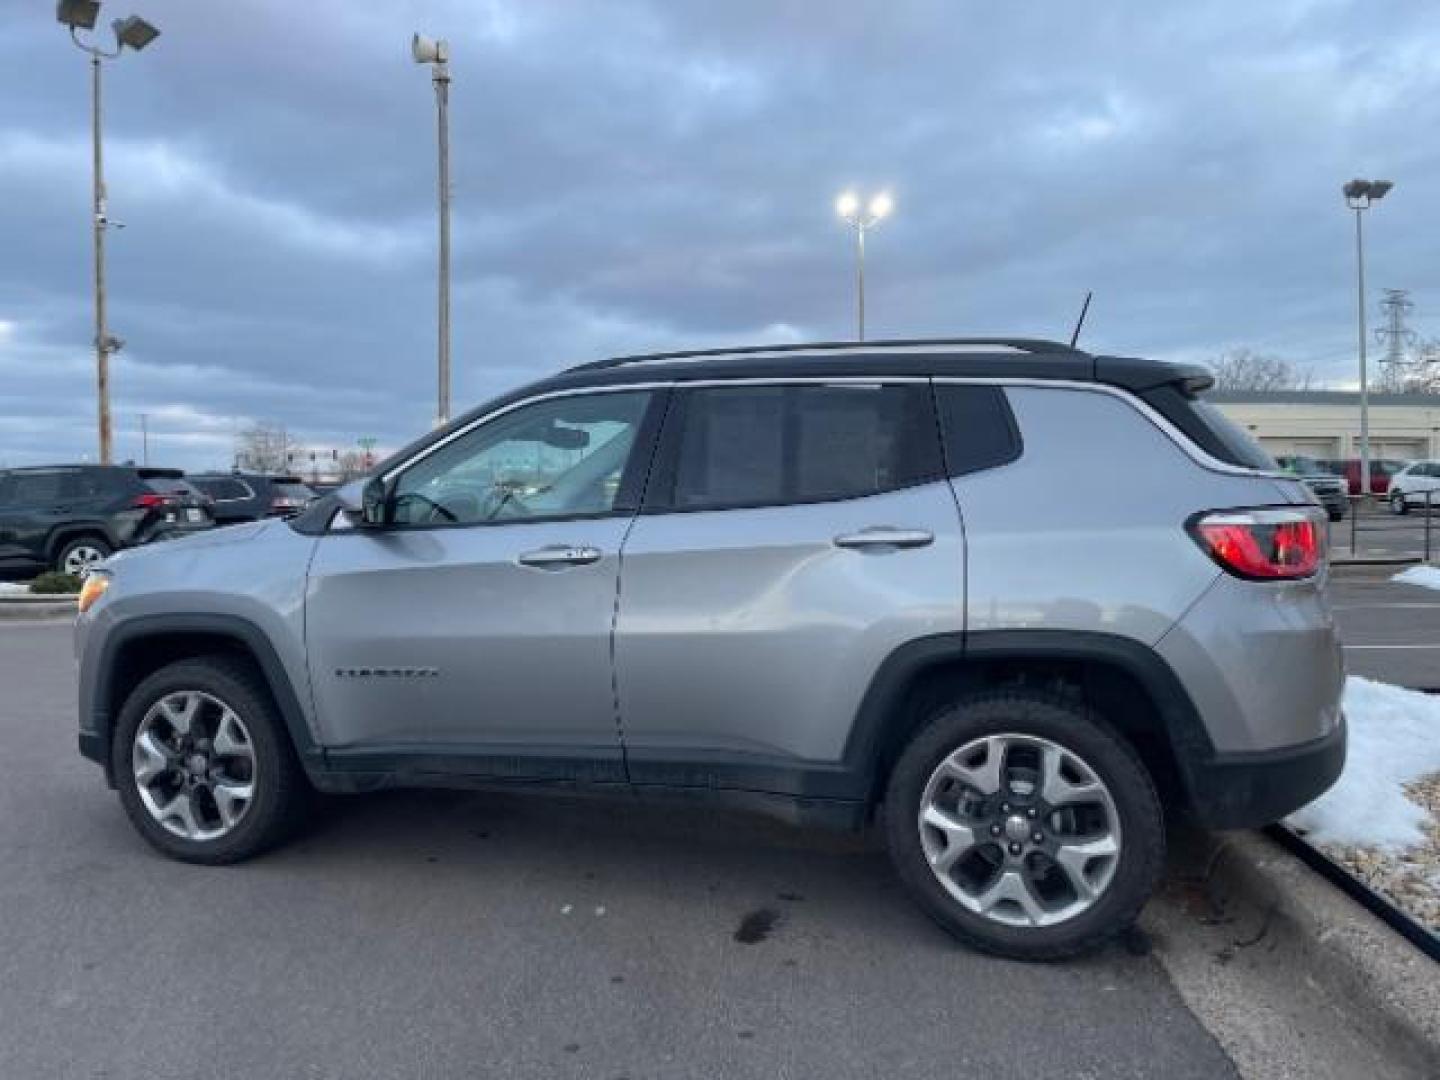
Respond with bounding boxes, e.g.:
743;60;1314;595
1192;829;1438;1070
0;597;76;619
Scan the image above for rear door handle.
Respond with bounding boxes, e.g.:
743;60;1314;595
833;527;934;550
517;544;602;568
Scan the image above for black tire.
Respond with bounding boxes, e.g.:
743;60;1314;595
1328;509;1345;523
1390;492;1409;515
111;655;308;864
55;534;112;577
884;690;1165;961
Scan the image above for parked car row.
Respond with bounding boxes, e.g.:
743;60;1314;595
1273;454;1440;516
0;465;316;577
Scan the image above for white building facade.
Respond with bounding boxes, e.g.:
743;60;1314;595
1208;391;1440;462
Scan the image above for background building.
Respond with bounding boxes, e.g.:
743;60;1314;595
1209;391;1440;461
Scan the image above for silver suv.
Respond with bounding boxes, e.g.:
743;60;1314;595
75;338;1345;959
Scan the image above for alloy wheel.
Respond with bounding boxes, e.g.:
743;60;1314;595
131;690;256;841
917;733;1121;928
62;544;107;578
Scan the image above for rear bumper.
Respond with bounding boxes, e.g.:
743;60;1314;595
1181;716;1346;828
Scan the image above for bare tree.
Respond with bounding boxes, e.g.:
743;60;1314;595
234;422;300;473
336;450;369;481
1208;349;1312;392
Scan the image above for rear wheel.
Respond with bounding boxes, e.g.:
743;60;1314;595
112;656;307;864
885;690;1164;960
1390;491;1409;515
56;535;111;578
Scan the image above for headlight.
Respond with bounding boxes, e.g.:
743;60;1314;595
77;573;110;614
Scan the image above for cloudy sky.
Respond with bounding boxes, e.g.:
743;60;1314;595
2;0;1438;469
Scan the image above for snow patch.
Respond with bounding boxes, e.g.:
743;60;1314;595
1392;565;1440;591
1288;677;1440;850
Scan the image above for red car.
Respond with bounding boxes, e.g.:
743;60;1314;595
1321;457;1411;496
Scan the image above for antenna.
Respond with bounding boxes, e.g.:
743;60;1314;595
1068;291;1093;348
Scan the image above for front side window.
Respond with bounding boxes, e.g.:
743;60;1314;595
390;390;653;526
662;383;941;512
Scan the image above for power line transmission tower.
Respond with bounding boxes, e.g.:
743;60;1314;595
1375;288;1417;369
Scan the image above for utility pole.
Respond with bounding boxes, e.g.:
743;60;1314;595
412;33;452;427
139;412;148;465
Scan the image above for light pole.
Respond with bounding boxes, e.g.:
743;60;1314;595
56;1;159;466
835;191;893;341
1342;178;1393;498
413;33;452;427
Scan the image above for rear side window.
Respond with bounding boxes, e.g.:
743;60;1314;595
660;383;942;511
195;478;251;501
1141;386;1276;470
932;384;1022;477
9;471;66;506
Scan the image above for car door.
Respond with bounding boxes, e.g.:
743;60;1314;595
1;470;70;564
613;380;965;799
304;387;664;781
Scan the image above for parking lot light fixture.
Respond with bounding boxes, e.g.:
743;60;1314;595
1343;177;1394;498
112;15;160;51
836;190;894;341
60;1;160;465
56;0;101;30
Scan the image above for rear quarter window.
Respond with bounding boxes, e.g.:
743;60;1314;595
1141;386;1277;471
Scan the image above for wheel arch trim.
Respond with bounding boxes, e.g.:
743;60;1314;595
83;613;321;783
844;629;1217;793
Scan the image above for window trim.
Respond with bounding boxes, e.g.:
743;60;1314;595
641;380;948;516
375;387;670;533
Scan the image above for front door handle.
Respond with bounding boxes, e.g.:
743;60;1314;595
833;527;934;550
517;544;602;568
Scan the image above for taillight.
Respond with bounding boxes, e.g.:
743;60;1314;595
132;493;175;509
1190;508;1325;580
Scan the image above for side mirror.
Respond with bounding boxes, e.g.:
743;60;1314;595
334;477;389;527
361;476;391;526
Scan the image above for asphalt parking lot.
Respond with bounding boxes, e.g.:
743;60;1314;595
1330;565;1440;689
0;619;1243;1080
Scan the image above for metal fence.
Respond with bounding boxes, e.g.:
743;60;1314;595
1329;490;1435;564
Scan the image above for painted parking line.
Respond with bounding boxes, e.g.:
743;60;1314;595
1342;643;1440;650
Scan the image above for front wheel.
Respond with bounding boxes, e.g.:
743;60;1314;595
1390;491;1409;515
112;656;307;864
884;691;1164;961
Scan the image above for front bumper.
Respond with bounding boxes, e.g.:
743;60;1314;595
1181;716;1346;828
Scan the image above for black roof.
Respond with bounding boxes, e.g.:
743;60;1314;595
373;337;1208;477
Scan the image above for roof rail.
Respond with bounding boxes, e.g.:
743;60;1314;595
565;336;1085;374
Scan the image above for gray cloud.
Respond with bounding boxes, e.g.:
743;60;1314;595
1;0;1438;468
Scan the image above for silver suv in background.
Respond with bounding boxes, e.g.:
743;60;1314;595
74;338;1345;960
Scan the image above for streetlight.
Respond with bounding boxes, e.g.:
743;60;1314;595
413;32;452;427
1343;177;1393;498
835;190;893;341
56;0;159;466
